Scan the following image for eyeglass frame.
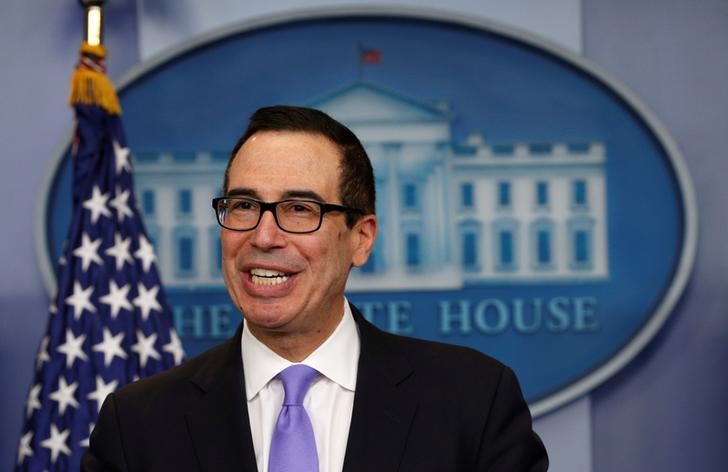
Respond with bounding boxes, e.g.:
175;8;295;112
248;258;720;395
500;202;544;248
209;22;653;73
211;196;365;234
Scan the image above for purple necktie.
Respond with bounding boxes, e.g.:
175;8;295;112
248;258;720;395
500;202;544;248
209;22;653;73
269;364;320;472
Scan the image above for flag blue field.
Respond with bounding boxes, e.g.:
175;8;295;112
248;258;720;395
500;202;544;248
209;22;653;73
15;44;183;471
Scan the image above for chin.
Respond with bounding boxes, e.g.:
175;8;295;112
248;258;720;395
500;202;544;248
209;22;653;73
241;302;298;329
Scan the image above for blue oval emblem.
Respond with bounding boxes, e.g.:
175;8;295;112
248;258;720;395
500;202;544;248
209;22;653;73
39;10;697;416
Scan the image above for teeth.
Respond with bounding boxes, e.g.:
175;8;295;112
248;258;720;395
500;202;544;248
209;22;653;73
251;268;286;277
251;274;289;286
250;268;290;286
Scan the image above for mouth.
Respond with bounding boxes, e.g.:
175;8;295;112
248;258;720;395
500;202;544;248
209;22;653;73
249;268;291;287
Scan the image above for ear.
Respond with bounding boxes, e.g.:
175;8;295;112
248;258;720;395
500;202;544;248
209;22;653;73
350;214;378;267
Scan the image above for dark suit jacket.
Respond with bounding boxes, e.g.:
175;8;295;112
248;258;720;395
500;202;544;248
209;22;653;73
83;306;548;471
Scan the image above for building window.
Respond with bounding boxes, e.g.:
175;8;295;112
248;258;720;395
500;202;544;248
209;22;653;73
536;181;549;207
460;183;474;209
173;226;197;278
497;181;511;208
178;189;193;216
572;179;588;207
500;230;513;265
530;219;555;270
493;218;518;272
402;183;418;210
459;220;482;272
215;238;222;273
529;143;552;155
141;190;155;216
537;230;551;264
491;144;514;156
568;142;591;154
462;233;478;270
568;217;594;270
209;227;222;277
574;230;590;264
406;233;421;268
179;238;194;271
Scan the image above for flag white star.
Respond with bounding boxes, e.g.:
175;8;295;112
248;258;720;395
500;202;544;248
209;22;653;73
133;283;162;321
72;232;103;272
49;377;80;415
82;185;112;224
25;384;41;418
110;185;133;222
131;331;161;368
134;235;157;273
17;431;33;465
113;140;131;174
36;336;50;369
99;280;132;319
40;424;71;463
64;281;96;320
87;375;119;413
105;233;133;271
92;328;127;367
163;330;185;365
57;329;88;368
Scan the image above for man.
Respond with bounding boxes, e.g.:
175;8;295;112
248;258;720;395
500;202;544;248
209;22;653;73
83;106;548;471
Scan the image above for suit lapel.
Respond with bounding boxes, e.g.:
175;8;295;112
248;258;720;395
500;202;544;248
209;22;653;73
343;307;417;472
184;325;258;471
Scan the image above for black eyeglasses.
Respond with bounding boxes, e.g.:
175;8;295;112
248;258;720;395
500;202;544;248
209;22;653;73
212;196;364;234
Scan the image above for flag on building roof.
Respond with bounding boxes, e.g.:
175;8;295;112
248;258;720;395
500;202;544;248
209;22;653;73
15;41;183;471
360;47;383;64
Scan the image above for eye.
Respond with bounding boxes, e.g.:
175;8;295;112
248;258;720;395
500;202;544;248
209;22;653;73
228;198;258;212
282;200;318;215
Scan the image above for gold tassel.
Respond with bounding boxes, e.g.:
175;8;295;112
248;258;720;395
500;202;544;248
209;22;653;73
68;42;122;115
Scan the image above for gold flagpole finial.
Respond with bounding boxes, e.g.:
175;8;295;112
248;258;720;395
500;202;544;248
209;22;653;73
81;0;107;47
70;0;121;114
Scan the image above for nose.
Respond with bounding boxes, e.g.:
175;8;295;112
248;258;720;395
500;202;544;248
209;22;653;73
249;209;285;250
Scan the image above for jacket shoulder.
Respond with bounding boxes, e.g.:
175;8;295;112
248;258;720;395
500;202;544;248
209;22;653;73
360;315;508;379
112;334;239;407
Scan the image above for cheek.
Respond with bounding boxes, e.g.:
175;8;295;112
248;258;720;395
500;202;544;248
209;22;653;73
320;233;355;275
220;232;243;258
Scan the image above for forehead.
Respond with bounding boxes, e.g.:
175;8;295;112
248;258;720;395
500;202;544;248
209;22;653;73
228;130;343;199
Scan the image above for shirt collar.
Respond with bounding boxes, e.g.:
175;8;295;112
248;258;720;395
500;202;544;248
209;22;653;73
241;299;360;401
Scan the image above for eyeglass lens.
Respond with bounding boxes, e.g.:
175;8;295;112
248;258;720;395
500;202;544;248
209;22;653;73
218;198;323;233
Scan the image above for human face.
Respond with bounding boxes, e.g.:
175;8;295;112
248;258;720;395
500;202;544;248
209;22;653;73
221;131;377;344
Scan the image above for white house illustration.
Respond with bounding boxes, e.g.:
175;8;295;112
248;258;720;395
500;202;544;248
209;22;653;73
133;81;608;291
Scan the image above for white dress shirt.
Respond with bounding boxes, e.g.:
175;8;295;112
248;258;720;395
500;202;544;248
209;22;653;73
241;301;360;472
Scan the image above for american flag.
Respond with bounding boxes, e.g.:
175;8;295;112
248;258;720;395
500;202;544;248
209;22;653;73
360;48;382;65
15;47;183;471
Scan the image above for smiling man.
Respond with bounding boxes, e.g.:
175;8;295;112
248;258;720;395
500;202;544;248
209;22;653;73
83;106;548;471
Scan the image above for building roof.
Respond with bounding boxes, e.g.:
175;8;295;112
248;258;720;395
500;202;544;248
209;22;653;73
308;81;453;124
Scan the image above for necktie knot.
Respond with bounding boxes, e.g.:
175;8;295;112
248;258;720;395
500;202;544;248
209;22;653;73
277;364;319;406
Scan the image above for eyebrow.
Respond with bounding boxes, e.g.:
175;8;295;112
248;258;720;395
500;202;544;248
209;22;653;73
226;187;326;202
282;190;326;202
226;188;258;198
